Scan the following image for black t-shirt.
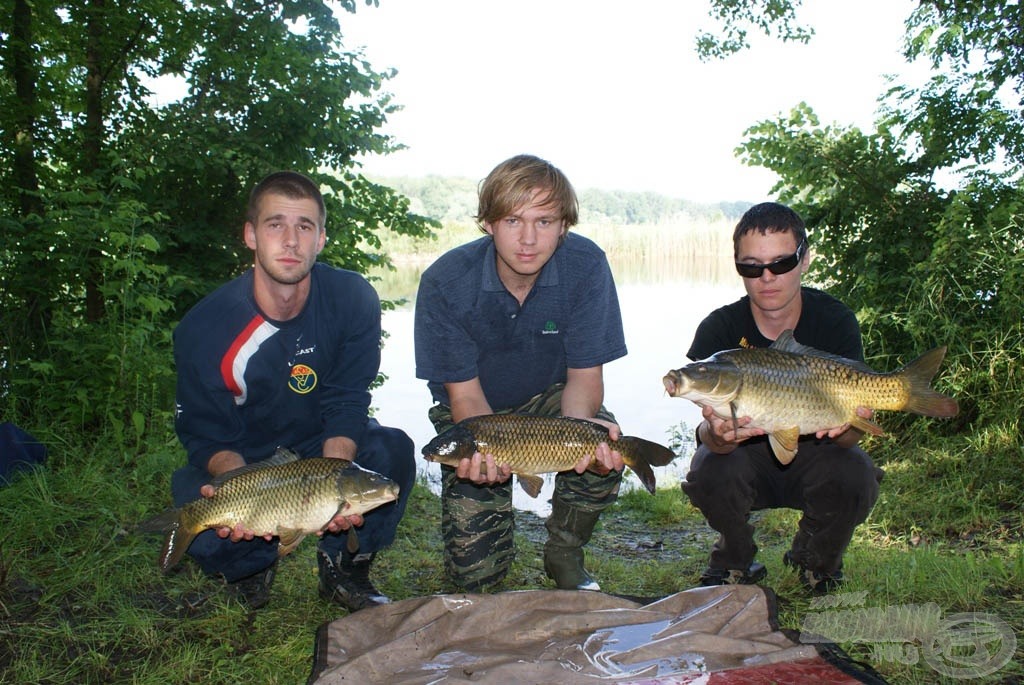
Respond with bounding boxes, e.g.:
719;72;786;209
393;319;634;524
687;287;863;362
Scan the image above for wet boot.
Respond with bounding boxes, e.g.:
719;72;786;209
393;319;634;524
543;499;602;591
317;549;390;612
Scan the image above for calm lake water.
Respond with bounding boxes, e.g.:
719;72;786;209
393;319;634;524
370;252;745;515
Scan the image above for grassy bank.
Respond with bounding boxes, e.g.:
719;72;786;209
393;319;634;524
1;416;1021;684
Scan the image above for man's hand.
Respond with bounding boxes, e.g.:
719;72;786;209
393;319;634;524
700;404;764;453
815;406;872;446
199;482;275;543
456;451;513;485
571;419;625;475
321;511;364;535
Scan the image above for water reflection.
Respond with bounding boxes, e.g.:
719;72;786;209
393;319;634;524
370;251;744;516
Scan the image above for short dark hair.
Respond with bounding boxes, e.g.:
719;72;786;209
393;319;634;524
247;171;326;229
475;154;578;232
732;202;807;257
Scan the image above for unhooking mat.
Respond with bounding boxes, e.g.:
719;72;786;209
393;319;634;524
308;584;886;684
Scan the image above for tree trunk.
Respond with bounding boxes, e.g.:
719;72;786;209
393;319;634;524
84;0;107;323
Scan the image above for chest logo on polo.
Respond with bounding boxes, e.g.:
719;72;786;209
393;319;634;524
541;320;559;335
289;364;317;394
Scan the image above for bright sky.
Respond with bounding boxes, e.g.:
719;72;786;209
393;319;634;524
341;0;919;203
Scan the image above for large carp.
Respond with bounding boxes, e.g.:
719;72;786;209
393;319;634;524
143;449;400;573
662;330;959;465
421;414;676;497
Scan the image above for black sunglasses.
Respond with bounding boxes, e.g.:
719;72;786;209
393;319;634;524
735;239;807;279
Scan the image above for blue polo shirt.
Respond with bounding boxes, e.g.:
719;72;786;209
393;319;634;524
414;233;627;411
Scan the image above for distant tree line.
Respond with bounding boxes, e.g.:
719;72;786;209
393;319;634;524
372;175;751;225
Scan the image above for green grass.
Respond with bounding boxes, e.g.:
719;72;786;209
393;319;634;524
1;417;1022;684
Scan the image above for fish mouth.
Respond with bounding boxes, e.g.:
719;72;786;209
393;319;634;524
662;372;684;396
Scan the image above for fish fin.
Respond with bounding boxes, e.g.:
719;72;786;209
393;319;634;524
138;508;179;534
617;436;677;495
771;330;874;371
851;415;885;436
900;346;960;417
346;528;360;554
769;427;800;465
158;518;196;573
518;474;544;498
277;529;307;557
209;447;302;488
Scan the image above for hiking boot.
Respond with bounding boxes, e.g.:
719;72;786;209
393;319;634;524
699;562;766;586
317;549;390;612
543;500;602;591
783;551;844;594
228;561;277;609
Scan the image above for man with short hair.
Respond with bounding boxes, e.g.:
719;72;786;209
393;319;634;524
682;201;883;593
171;171;415;610
414;154;627;592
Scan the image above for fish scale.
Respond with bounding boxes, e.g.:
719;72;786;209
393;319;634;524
181;458;346;535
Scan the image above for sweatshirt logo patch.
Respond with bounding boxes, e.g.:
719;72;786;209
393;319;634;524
289;364;317;394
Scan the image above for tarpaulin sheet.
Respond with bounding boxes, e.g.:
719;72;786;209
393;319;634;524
309;584;886;684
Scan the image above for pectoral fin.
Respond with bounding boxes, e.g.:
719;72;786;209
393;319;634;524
518;474;544;498
769;427;800;465
850;415;885;436
277;529;307;557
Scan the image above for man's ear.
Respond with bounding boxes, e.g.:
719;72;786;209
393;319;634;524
243;221;257;249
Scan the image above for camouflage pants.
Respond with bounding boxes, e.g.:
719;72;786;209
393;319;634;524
428;383;622;591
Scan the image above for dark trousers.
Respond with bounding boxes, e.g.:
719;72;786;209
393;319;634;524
170;419;416;582
681;437;883;575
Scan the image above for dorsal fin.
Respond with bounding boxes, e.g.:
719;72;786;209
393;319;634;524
771;329;874;372
209;447;301;488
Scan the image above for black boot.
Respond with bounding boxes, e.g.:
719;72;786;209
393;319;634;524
228;560;278;609
317;549;390;612
543;499;602;591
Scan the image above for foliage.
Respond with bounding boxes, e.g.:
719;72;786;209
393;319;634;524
695;0;814;61
704;0;1024;447
371;174;751;226
0;0;435;434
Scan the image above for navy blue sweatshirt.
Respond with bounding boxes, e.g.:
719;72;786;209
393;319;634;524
173;263;381;471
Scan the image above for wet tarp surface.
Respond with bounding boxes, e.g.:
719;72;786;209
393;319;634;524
309;585;885;684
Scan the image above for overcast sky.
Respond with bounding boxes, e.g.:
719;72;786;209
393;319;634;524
340;0;920;204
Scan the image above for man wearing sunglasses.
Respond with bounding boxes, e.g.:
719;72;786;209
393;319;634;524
680;202;884;594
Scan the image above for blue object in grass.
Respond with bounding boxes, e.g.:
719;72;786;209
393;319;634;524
0;422;47;485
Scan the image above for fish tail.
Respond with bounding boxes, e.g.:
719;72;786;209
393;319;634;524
901;346;960;417
158;514;197;574
138;508;179;533
617;437;677;494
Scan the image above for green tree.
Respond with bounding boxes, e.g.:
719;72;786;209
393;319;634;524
0;0;434;435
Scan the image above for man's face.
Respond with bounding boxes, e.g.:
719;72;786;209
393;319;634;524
484;190;566;284
244;192;325;285
736;230;807;315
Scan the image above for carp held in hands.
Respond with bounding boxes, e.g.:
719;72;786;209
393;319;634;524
142;448;400;572
662;330;959;464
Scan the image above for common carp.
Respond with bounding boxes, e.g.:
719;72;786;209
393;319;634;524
421;414;677;497
662;330;959;465
143;449;400;573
